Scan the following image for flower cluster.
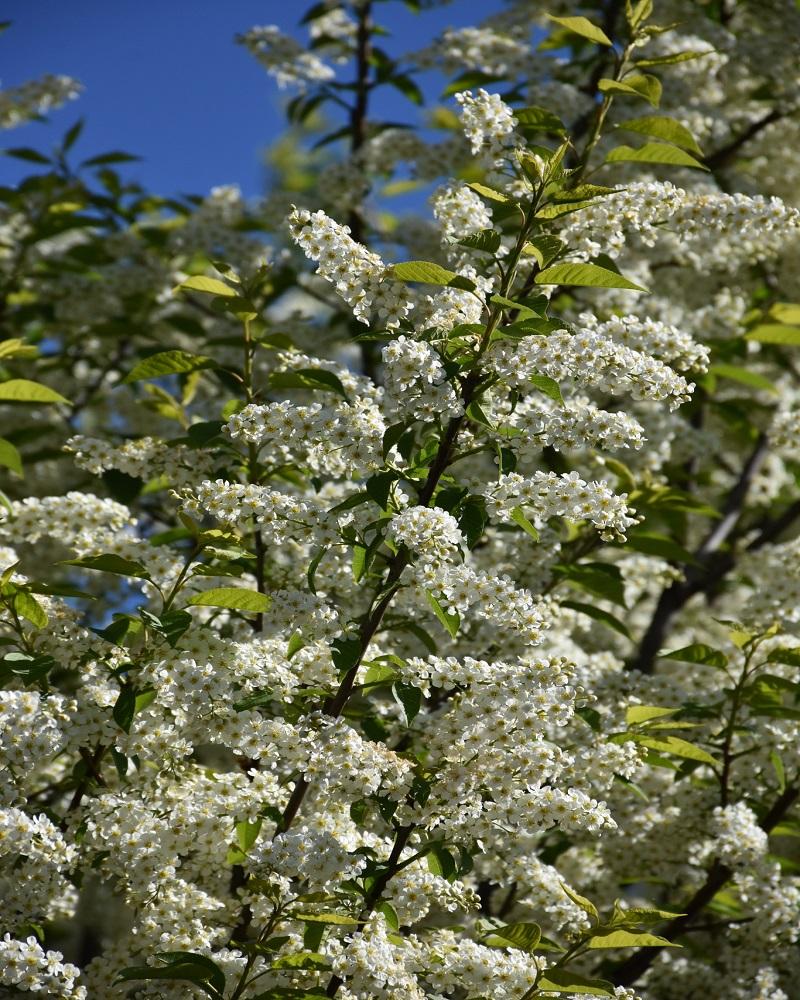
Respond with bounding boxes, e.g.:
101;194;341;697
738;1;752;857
0;74;81;129
288;207;414;326
454;88;520;157
482;470;638;540
237;25;335;90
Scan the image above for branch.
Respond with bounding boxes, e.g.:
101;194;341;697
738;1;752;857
705;109;784;171
611;785;799;987
628;433;770;673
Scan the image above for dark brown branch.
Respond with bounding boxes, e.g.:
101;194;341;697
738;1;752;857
705;109;784;171
611;785;799;987
628;434;770;674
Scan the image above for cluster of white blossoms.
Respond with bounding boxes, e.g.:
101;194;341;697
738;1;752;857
252;825;367;891
226;397;386;476
305;716;413;799
431;181;494;241
768;407;800;451
332;914;425;1000
710;803;769;867
587;313;710;371
0;934;86;998
490;323;695;408
0;807;77;929
500;394;646;456
737;536;800;630
413;25;533;78
560;180;800;266
481;470;638;540
237;25;335;90
184;479;335;544
454;88;521;158
410;562;551;646
66;434;213;488
288;207;414;327
0;492;134;546
0;73;82;129
388;506;465;566
0;691;65;804
382;336;463;420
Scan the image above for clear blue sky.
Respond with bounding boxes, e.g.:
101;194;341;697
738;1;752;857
0;0;504;198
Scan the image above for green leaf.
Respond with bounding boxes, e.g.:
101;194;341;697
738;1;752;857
486;921;541;952
535;262;647;292
587;928;678;948
769;303;800;324
466;182;510;203
82;150;141;166
626;705;676;725
0;338;39;360
387;73;424;105
236;818;262;852
598;74;662;107
269;368;349;401
124;350;216;383
707;364;777;393
13;591;48;628
456;229;501;254
351;544;368;582
426;842;456;879
425;590;459;638
562;600;631;639
557;562;626;607
626;532;699;565
4;147;51;164
393;681;422;724
605;141;707;170
391;260;456;285
536;969;614;996
466;399;494;429
745;325;800;345
522;234;565;268
116;951;226;999
176;275;237;297
621;732;718;766
188;588;271;613
767;648;800;667
616;115;702;155
294;912;359;925
0;437;22;475
113;687;137;733
513;106;567;133
547;14;612;45
509;505;540;540
331;635;362;675
662;643;728;668
771;751;787;793
561;882;599;922
529;373;564;404
0;379;70;404
64;554;151;580
636;50;709;68
271;952;330;971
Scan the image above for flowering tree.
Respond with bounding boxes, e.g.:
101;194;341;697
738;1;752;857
2;1;800;997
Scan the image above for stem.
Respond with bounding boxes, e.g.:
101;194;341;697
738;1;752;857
276;193;542;837
717;642;758;806
324;824;414;997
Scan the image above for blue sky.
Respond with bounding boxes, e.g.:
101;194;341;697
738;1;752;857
0;0;504;198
